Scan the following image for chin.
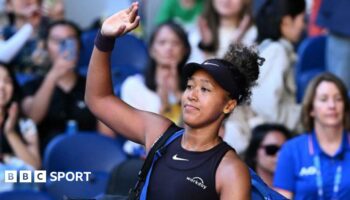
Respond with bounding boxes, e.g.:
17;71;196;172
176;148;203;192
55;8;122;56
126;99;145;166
183;117;202;128
323;121;343;128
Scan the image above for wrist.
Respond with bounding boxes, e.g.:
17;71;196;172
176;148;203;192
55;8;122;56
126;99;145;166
47;70;60;83
94;29;116;52
4;130;16;136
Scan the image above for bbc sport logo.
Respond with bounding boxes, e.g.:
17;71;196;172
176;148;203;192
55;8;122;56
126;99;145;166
4;170;92;183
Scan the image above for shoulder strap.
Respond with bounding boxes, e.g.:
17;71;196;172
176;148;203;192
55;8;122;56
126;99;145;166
128;123;182;200
138;123;182;181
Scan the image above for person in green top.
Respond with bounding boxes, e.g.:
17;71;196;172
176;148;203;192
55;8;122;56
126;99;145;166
155;0;205;32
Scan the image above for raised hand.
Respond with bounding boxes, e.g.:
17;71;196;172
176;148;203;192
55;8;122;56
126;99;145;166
48;52;76;82
198;16;213;45
4;102;19;135
101;2;140;37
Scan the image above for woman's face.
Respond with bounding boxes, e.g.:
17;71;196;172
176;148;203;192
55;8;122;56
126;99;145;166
47;24;79;62
150;26;187;68
182;70;233;127
282;12;305;43
311;81;345;129
213;0;245;18
0;66;14;108
256;131;287;173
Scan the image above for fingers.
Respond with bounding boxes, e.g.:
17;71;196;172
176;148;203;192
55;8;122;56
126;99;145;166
127;2;139;14
129;16;141;30
129;3;139;23
8;102;18;120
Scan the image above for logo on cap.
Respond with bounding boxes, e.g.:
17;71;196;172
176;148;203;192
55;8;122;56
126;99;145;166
203;61;219;67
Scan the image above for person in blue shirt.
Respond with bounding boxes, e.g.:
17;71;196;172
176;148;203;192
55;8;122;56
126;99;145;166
273;73;350;199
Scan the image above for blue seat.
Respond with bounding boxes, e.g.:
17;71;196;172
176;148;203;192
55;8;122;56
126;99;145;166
77;29;98;76
0;190;54;200
295;35;326;102
15;72;38;86
111;34;149;73
43;132;127;200
110;34;149;89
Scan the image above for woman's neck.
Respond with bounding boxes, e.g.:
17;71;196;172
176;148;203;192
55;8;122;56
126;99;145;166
182;120;223;151
256;166;273;187
181;0;195;9
220;16;239;28
314;123;344;156
57;72;77;93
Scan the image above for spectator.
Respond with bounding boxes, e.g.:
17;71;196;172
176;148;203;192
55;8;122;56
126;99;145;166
274;73;350;199
188;0;257;62
21;20;98;154
121;21;190;157
244;123;292;187
317;0;350;90
251;0;306;132
0;62;40;191
155;0;205;32
1;0;50;75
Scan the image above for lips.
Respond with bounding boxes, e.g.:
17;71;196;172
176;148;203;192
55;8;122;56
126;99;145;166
183;104;199;112
325;113;340;118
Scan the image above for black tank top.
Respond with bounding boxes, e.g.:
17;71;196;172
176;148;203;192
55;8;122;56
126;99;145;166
147;135;233;200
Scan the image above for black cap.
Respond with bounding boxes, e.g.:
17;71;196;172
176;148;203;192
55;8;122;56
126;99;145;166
183;59;241;100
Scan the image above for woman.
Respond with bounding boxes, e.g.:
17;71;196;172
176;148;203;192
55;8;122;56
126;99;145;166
121;21;190;126
21;20;100;154
245;123;291;187
188;0;257;62
250;0;305;132
274;73;350;199
121;21;190;157
86;2;262;199
0;63;40;191
2;0;50;75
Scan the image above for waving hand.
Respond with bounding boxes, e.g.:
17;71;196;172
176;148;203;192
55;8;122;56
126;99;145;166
101;2;140;37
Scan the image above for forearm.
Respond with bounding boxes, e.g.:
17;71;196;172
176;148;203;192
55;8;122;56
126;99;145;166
23;76;56;123
5;133;41;169
0;24;33;63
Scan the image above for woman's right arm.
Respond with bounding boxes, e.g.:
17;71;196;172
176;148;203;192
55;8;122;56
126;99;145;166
85;3;171;149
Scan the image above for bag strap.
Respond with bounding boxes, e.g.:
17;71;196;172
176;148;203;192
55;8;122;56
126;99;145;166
128;123;182;199
139;123;182;181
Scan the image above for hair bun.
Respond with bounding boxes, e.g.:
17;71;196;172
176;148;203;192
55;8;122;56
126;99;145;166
223;43;263;104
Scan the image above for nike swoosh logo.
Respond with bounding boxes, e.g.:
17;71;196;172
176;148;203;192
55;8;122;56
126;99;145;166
172;154;189;161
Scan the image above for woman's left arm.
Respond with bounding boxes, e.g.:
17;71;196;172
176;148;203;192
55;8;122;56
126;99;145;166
216;151;251;200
